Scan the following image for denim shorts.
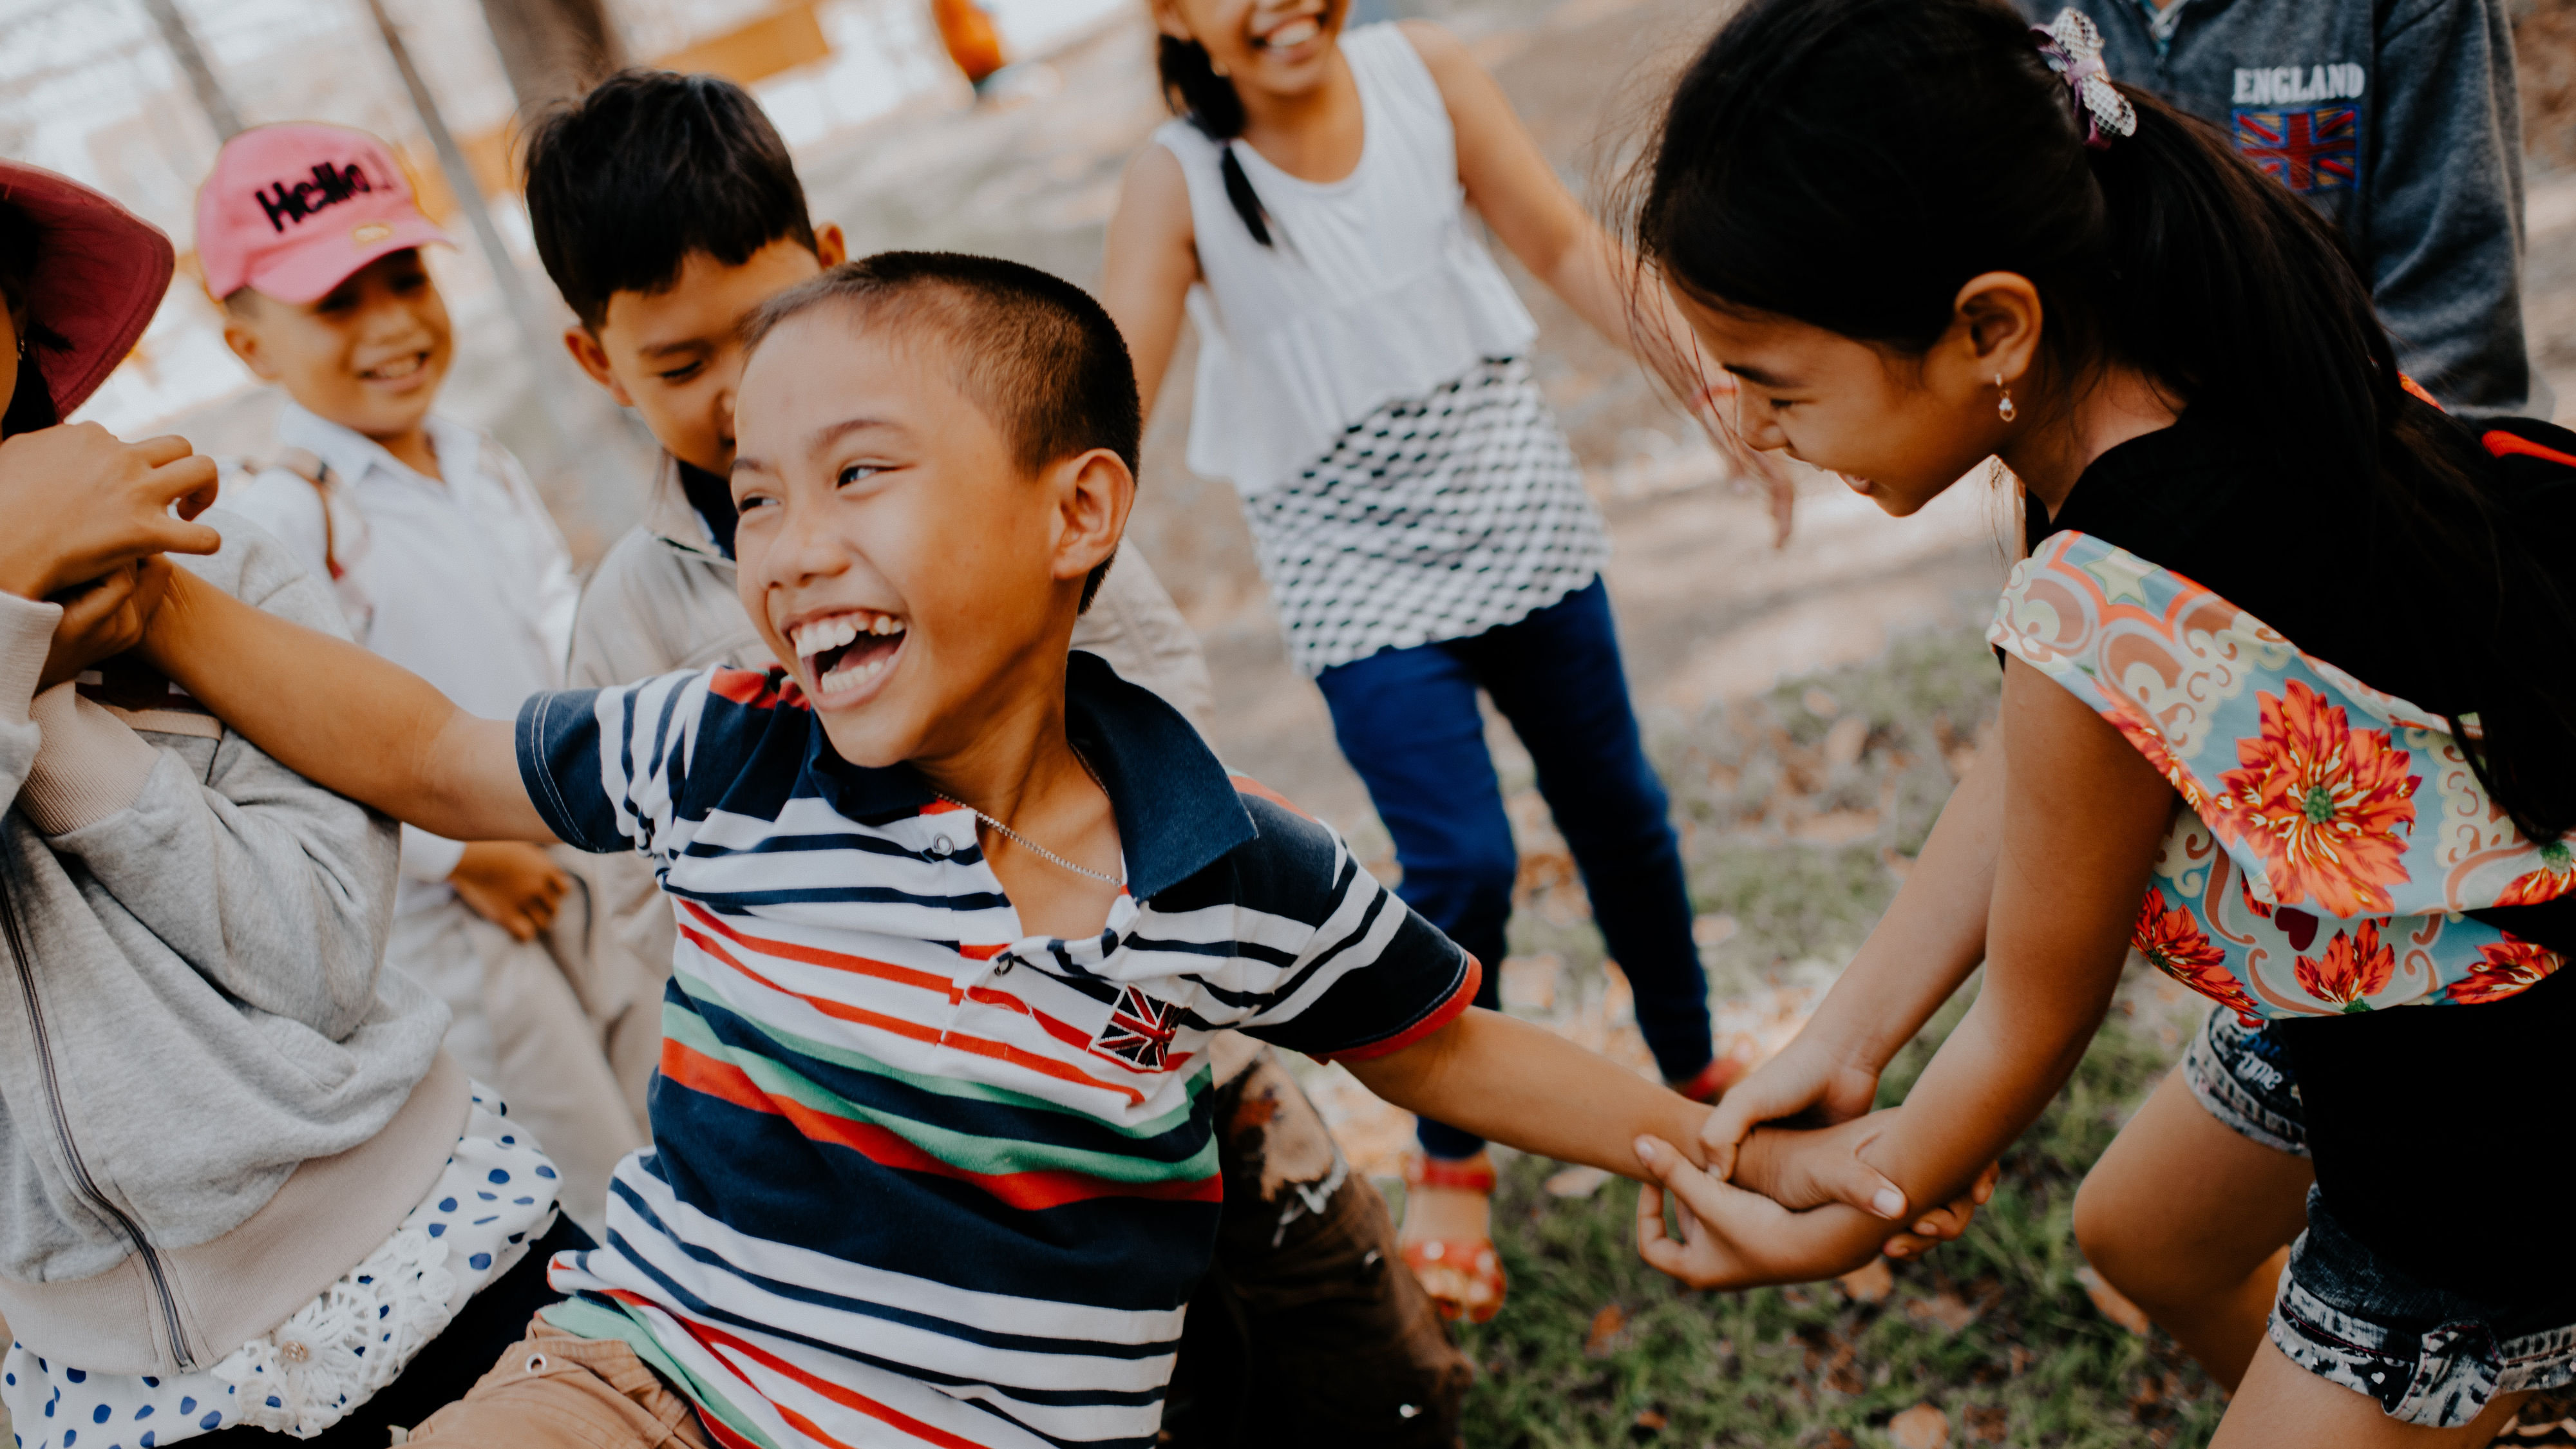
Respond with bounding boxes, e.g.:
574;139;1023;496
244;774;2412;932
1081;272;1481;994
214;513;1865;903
2181;1008;2576;1427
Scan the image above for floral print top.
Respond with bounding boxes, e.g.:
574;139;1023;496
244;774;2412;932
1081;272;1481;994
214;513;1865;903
1990;529;2573;1021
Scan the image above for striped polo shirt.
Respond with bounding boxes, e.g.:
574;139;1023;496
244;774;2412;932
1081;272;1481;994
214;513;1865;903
515;651;1477;1449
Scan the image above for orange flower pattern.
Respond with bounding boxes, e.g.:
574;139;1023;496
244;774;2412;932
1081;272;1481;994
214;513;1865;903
2134;891;2257;1018
2291;920;2396;1012
2213;681;2418;918
2447;938;2563;1005
2497;841;2576;909
1989;531;2566;1019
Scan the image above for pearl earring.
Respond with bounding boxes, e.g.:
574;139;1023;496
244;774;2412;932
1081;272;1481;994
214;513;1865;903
1995;373;2016;423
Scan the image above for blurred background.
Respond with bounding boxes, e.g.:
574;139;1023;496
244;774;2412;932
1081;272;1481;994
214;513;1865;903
12;1;2576;1440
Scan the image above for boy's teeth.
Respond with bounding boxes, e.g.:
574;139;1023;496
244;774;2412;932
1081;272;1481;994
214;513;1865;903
1263;17;1320;46
789;612;903;659
818;649;895;694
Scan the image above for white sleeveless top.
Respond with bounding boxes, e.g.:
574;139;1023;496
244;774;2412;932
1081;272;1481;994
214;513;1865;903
1156;24;1539;495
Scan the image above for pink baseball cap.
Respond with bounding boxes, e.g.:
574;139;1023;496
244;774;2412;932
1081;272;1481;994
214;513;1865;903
196;123;450;305
0;160;175;419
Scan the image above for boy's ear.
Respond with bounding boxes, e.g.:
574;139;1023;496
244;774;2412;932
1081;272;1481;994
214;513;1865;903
221;308;283;383
563;325;634;407
1149;0;1193;43
813;222;848;269
1048;448;1135;589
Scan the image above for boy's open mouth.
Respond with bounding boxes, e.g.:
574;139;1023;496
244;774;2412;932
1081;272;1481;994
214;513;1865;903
358;353;430;384
1253;15;1322;50
790;609;907;697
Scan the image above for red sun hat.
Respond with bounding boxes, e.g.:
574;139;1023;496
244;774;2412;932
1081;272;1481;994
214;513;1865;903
0;160;175;420
195;122;450;307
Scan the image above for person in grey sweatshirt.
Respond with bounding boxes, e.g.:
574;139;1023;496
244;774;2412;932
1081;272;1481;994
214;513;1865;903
2016;0;2543;415
0;162;585;1449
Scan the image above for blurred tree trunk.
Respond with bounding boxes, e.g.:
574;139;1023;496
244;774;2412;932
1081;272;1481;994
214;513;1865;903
478;0;629;111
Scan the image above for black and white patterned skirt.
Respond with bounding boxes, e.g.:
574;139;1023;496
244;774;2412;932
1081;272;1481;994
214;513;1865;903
1244;357;1610;676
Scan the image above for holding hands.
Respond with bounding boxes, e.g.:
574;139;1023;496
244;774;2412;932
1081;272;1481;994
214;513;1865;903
1628;1036;1997;1291
0;426;220;603
0;424;222;700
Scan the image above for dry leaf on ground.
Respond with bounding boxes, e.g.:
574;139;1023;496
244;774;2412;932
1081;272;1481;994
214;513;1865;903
2076;1264;2155;1335
1584;1303;1628;1358
1837;1258;1895;1303
1906;1291;1980;1332
1544;1164;1613;1198
1888;1402;1951;1449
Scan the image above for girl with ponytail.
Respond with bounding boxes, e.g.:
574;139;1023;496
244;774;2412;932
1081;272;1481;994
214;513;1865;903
1101;0;1792;1325
1625;0;2576;1440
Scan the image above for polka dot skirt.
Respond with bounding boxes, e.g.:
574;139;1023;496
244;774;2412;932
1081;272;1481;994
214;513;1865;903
3;1084;559;1446
1244;356;1611;676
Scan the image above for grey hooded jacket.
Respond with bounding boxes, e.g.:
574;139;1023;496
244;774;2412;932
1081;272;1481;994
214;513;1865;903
0;513;462;1376
2020;0;2539;416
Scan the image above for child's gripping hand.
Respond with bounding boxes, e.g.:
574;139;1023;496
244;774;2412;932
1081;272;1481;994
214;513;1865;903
0;428;221;601
39;557;175;694
1631;1133;1879;1290
449;840;572;943
1697;1035;1883;1182
1730;1112;2000;1260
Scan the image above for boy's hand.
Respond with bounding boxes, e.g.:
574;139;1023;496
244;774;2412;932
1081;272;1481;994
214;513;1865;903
1631;1133;1880;1289
1698;1036;1883;1182
450;840;571;942
1730;1112;1999;1259
0;428;222;601
39;558;174;694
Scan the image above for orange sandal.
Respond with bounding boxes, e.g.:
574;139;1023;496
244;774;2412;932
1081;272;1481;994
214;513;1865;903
1399;1155;1506;1325
1671;1054;1752;1104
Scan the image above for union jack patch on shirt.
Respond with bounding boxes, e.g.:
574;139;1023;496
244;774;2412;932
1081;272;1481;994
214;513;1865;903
1093;983;1184;1070
2233;105;2358;193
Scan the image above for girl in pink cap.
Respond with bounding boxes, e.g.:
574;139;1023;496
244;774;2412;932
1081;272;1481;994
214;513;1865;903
0;162;591;1449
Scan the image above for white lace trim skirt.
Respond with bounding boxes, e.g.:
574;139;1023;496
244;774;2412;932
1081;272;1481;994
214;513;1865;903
3;1083;560;1445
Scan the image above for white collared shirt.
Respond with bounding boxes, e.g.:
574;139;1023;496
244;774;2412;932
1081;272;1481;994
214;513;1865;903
227;401;579;910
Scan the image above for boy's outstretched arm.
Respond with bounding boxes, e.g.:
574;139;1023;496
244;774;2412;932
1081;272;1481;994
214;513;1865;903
1343;1005;1710;1180
138;562;553;844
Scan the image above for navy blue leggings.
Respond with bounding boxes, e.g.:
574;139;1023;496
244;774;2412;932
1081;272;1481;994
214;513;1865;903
1314;577;1710;1159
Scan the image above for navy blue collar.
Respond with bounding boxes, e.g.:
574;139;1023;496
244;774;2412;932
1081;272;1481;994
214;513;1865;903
802;650;1255;902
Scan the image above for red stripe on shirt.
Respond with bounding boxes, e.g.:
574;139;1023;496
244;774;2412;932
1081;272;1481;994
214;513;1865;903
675;918;1150;1106
658;1038;1219;1209
679;900;1193;1082
2483;428;2576;470
1314;953;1481;1065
659;1305;995;1449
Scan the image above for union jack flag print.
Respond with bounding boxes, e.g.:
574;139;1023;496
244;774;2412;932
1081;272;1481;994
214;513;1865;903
1093;983;1182;1070
2233;105;2358;193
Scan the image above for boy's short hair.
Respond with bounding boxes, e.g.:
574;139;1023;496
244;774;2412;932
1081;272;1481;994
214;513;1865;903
744;252;1142;610
522;69;817;330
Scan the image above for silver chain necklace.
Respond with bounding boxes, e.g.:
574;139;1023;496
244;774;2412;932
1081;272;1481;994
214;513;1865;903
930;751;1126;887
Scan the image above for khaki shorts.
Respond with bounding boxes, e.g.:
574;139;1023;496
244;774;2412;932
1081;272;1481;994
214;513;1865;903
402;1323;712;1449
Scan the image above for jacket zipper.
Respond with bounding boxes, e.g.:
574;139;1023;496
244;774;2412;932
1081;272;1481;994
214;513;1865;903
0;862;195;1369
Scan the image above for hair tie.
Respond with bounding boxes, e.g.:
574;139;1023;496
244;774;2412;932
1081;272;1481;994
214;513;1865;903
2031;10;2136;149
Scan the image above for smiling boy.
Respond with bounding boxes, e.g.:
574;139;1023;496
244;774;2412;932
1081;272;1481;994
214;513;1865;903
133;252;1715;1449
204;123;643;1231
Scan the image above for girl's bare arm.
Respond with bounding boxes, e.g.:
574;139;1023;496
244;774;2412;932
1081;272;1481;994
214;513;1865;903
1099;142;1202;431
1407;22;1685;365
1698;739;2006;1184
1636;660;2175;1287
138;563;554;844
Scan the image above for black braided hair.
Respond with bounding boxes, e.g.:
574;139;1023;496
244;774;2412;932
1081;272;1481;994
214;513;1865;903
1156;35;1274;246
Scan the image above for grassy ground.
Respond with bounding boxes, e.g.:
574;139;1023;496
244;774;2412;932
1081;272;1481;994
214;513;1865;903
1444;624;2230;1447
